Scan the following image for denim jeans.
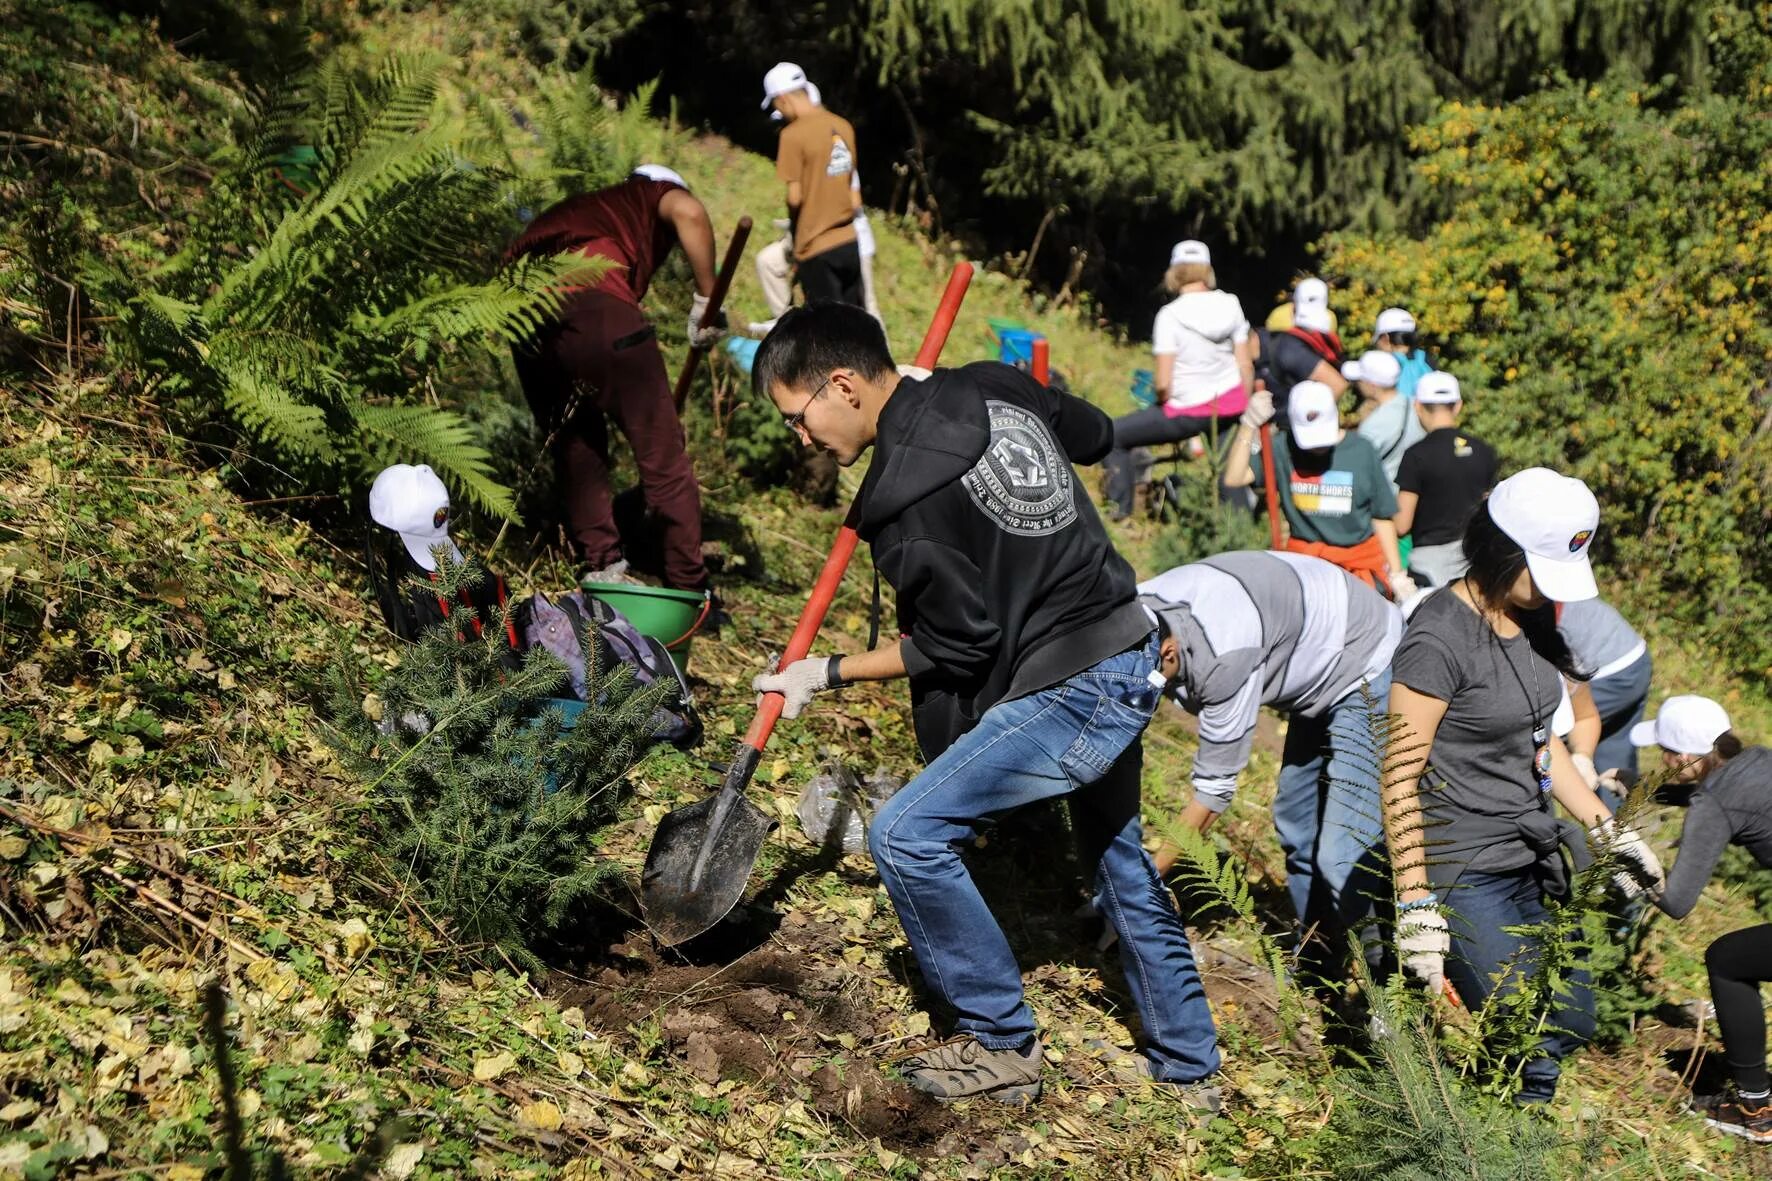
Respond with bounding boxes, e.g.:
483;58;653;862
869;633;1221;1083
1437;866;1595;1103
1271;671;1390;948
1590;650;1652;798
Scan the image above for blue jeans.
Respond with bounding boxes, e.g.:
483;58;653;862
1272;671;1390;944
1590;651;1652;801
1438;867;1595;1103
870;634;1221;1083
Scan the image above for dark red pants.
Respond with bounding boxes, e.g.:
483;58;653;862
513;290;706;589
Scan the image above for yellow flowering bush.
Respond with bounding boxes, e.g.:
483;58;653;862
1322;4;1772;683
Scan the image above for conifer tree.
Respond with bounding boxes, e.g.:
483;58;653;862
328;554;668;969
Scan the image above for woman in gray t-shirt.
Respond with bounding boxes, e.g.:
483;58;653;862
1382;468;1664;1105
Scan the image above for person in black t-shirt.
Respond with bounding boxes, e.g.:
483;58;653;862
1393;371;1499;587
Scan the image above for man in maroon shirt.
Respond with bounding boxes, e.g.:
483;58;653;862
508;164;724;591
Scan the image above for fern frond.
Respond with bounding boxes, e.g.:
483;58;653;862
353;402;514;518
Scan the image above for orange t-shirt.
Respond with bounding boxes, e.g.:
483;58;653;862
775;110;859;262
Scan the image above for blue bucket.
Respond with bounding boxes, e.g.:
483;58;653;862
996;328;1045;367
724;336;761;376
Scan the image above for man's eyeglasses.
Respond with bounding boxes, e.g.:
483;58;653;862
784;374;834;434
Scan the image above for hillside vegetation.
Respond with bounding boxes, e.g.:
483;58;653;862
3;3;1771;1179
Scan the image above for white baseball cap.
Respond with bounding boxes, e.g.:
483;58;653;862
1288;381;1341;450
769;81;821;121
1294;303;1333;334
1341;350;1401;388
1485;467;1599;602
369;464;461;572
1373;307;1417;339
631;163;688;189
1293;277;1329;308
1169;239;1211;266
761;62;809;110
1416;370;1462;404
1630;695;1732;755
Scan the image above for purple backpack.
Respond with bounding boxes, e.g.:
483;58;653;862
521;591;700;747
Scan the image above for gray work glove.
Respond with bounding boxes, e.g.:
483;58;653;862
752;655;845;719
1397;904;1449;992
1590;818;1664;899
688;293;726;349
1240;388;1275;430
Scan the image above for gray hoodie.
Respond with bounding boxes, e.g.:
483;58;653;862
1137;551;1399;811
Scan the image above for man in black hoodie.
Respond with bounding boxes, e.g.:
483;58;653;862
751;304;1220;1107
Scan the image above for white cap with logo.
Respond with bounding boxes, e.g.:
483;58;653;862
1287;380;1341;450
1293;277;1329;308
1630;695;1732;755
631;163;688;189
369;463;462;572
1169;240;1211;266
1373;307;1417;340
1341;349;1401;388
1484;467;1599;602
761;62;810;110
1415;370;1462;404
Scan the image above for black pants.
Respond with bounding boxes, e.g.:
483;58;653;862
1101;406;1240;518
1709;924;1772;1093
797;239;864;307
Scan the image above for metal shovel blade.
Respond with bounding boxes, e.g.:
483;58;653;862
640;752;777;946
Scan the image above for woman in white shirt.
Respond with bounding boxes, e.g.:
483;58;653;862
1103;241;1255;520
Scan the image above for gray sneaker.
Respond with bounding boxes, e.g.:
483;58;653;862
899;1037;1042;1105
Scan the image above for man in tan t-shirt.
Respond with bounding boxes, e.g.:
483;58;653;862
762;62;864;307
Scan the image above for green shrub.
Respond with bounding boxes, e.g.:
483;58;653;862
1321;4;1772;685
88;55;587;517
326;553;667;969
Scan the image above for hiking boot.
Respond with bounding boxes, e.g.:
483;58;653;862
1081;1039;1223;1115
1704;1095;1772;1143
899;1037;1042;1105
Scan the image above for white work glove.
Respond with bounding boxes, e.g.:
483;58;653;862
1387;570;1419;603
687;293;727;349
752;656;845;719
1397;904;1449;992
853;211;876;259
1590;817;1664;899
1240;388;1275;430
896;364;932;381
1570;752;1600;791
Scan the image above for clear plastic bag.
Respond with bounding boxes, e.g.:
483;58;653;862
795;763;906;853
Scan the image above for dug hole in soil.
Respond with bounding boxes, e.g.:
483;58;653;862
553;909;972;1156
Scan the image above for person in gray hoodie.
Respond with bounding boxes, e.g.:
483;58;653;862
1138;550;1401;970
1634;696;1772;1144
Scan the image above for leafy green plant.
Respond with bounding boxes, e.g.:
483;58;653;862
1147;436;1271;569
89;54;587;516
326;552;667;969
1322;3;1772;686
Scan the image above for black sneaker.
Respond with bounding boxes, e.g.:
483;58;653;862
1704;1095;1772;1144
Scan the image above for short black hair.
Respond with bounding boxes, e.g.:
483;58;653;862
753;302;897;398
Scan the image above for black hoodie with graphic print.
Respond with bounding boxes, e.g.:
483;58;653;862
855;361;1153;759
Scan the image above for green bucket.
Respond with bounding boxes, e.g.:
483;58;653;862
579;581;709;674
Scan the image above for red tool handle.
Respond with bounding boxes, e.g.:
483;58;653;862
1259;420;1283;551
673;216;754;413
1031;337;1050;386
742;261;975;751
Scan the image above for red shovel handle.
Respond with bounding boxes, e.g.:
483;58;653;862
1259;419;1283;551
743;261;975;751
673;216;753;414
